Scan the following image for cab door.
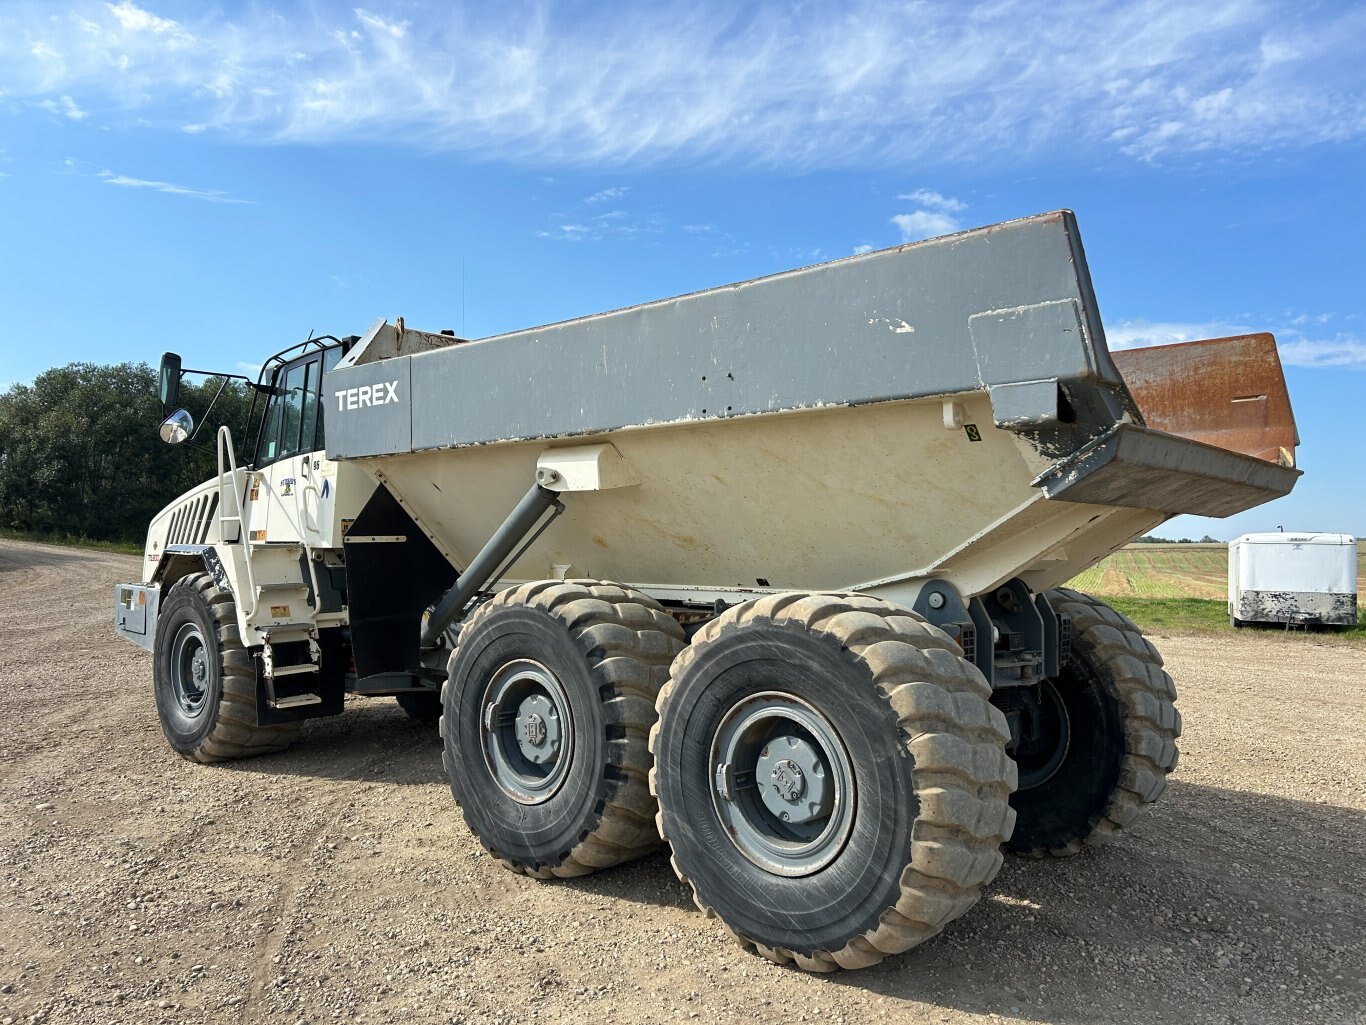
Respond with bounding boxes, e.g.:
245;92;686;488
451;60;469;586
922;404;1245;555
257;356;323;544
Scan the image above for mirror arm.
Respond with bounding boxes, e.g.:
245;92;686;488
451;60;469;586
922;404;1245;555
180;368;255;384
187;376;233;443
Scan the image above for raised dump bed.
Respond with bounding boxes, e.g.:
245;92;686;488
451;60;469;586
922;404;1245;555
119;209;1300;974
325;211;1296;613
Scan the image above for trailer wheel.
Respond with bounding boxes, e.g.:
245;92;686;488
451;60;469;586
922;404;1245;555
441;580;685;878
395;690;442;724
153;573;298;763
1003;588;1180;857
650;593;1016;972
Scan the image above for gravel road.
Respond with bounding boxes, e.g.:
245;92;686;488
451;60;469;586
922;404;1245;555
1;537;1362;1025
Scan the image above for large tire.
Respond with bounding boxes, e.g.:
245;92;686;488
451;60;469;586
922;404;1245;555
152;573;298;763
650;592;1016;972
395;690;442;724
440;580;685;878
1004;588;1180;857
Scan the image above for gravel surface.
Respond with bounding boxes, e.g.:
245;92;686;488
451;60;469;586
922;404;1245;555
1;537;1363;1025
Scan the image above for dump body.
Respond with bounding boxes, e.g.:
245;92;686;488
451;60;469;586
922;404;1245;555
1229;532;1358;626
323;211;1298;608
1111;334;1298;465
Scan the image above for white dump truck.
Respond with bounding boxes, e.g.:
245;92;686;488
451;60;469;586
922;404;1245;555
1229;532;1358;627
114;211;1301;972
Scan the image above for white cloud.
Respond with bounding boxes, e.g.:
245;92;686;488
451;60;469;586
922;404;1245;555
97;169;252;203
106;1;189;38
1277;337;1366;369
0;1;1362;168
852;243;875;255
585;186;628;204
1104;319;1243;351
538;223;593;242
896;189;966;212
891;210;961;242
38;95;88;120
1106;317;1366;370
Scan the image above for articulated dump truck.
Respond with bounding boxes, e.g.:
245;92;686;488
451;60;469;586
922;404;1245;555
114;211;1299;972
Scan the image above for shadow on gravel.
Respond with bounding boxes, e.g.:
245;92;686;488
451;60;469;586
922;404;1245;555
819;778;1366;1023
218;719;1366;1024
229;700;448;787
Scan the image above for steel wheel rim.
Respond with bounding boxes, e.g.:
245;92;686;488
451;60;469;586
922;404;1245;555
1014;679;1071;790
170;621;210;718
709;691;856;877
480;658;575;805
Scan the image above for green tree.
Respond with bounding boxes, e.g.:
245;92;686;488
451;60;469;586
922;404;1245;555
0;362;258;543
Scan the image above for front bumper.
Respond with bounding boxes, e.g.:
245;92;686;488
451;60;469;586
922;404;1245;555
114;583;159;652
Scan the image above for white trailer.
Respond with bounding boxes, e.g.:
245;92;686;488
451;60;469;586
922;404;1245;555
1229;532;1358;627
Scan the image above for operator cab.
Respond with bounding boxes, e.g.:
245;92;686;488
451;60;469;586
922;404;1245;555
155;337;350;469
253;344;346;470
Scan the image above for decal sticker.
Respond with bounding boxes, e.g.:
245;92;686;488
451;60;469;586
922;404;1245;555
270;605;291;618
251;529;267;541
249;482;261;501
964;424;982;442
337;381;400;410
321;479;331;499
281;477;296;496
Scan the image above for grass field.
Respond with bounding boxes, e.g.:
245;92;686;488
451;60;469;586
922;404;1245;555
1065;542;1365;639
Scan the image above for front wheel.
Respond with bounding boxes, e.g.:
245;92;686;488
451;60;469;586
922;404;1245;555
651;593;1016;972
152;573;298;763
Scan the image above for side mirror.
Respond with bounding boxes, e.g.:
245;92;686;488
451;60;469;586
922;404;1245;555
159;408;194;445
159;353;182;408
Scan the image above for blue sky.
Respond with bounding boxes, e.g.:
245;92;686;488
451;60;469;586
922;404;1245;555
1;0;1363;539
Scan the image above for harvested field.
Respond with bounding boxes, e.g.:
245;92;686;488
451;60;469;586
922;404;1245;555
1;538;1364;1025
1067;542;1365;600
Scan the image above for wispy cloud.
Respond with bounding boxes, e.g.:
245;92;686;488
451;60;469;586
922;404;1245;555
537;207;662;242
1107;317;1366;370
1;2;1363;168
891;188;968;241
37;95;87;120
897;189;966;212
97;169;252;203
891;210;962;242
584;186;628;204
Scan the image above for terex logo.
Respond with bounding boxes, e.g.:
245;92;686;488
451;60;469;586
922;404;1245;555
337;381;399;411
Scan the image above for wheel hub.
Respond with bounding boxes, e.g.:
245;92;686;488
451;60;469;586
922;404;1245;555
756;737;833;826
1008;679;1072;791
169;622;209;718
515;694;561;764
709;692;855;877
480;659;575;805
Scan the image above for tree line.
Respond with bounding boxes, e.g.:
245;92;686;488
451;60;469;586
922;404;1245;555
0;362;258;544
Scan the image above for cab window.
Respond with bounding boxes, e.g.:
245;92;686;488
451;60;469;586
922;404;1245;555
257;353;329;467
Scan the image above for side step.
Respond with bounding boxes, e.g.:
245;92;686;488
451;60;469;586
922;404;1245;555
262;633;324;710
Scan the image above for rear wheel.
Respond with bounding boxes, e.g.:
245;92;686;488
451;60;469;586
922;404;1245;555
651;592;1016;972
1002;588;1180;857
395;690;442;724
441;580;685;878
153;573;298;763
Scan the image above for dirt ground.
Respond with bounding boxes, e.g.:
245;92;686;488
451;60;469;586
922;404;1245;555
1;537;1362;1025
